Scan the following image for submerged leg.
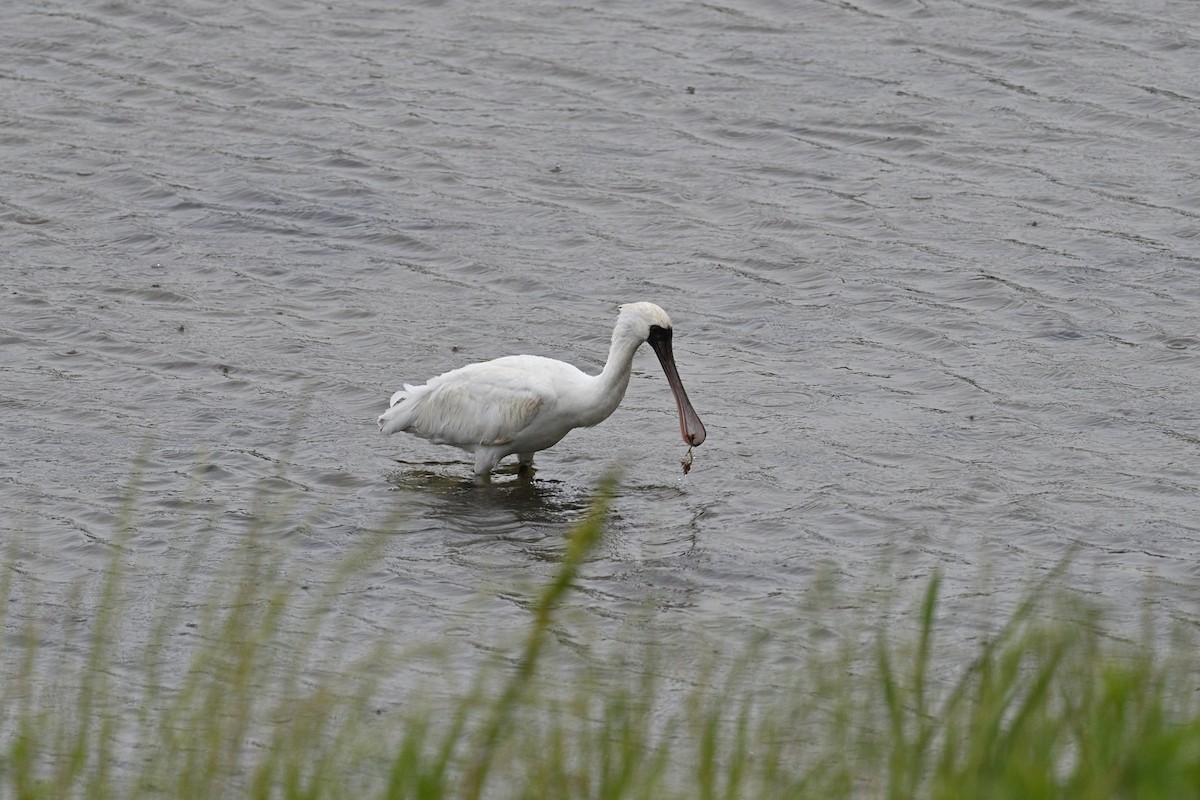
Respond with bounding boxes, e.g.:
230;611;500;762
473;447;505;486
517;452;535;479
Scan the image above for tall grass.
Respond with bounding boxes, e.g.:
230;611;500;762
2;465;1200;798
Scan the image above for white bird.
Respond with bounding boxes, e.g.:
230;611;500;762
377;302;707;482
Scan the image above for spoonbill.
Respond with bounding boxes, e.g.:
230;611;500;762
377;302;707;482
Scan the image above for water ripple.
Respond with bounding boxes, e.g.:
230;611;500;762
2;0;1199;678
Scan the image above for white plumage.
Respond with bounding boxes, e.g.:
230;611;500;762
377;302;706;482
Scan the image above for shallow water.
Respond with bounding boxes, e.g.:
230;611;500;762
3;0;1200;690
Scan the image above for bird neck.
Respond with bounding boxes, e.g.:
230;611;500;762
587;330;643;422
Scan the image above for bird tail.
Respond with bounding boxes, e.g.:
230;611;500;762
377;383;419;434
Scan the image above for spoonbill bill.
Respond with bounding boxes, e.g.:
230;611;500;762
377;302;706;482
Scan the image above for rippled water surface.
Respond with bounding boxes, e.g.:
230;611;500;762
3;0;1200;683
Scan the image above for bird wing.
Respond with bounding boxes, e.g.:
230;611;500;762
385;358;554;447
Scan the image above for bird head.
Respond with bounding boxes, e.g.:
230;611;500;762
616;302;673;343
615;302;706;447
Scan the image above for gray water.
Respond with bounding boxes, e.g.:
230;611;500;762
3;0;1200;692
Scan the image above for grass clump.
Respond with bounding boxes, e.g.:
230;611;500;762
2;463;1200;799
869;573;1200;799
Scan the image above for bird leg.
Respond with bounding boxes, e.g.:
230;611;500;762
517;453;535;479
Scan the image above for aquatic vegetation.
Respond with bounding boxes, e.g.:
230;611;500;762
2;468;1200;799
